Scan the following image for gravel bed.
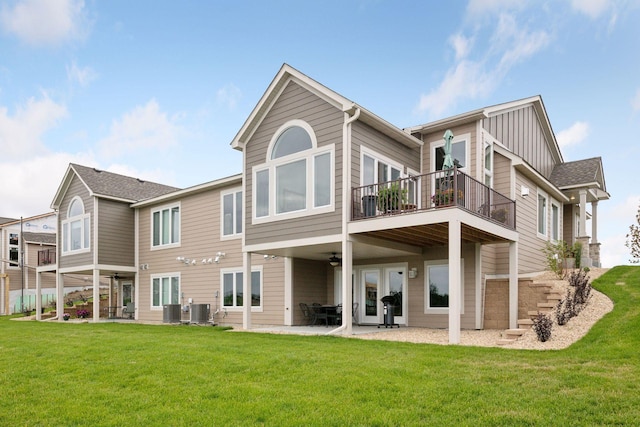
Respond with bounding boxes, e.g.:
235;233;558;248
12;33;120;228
353;268;612;350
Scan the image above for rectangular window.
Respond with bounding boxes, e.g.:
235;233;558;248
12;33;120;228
435;140;467;171
61;215;90;254
152;205;180;247
276;159;306;214
484;141;493;188
255;169;270;218
222;189;243;238
8;233;18;267
361;151;402;186
222;269;262;309
314;152;331;207
538;192;547;236
424;260;464;313
151;275;180;308
551;203;560;241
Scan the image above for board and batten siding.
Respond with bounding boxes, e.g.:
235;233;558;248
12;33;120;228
244;81;343;247
97;199;135;267
58;174;94;268
483;105;557;178
136;184;285;324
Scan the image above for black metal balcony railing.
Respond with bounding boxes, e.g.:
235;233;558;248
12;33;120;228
38;248;56;266
351;167;516;229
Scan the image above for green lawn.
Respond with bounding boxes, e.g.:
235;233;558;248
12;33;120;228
1;266;639;426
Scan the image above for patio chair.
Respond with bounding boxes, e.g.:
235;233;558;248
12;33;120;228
327;304;342;326
311;304;328;327
299;303;313;325
123;302;135;319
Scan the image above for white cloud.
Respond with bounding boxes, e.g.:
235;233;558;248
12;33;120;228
66;61;97;87
97;99;184;159
416;13;550;118
570;0;612;19
631;88;640;112
449;33;473;61
216;83;242;110
556;121;590;148
598;195;640;266
0;0;88;47
0;95;67;158
0;152;94;218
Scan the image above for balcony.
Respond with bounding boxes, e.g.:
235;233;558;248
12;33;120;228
38;248;56;266
351;167;515;230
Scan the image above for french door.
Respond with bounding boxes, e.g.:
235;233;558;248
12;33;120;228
359;265;407;325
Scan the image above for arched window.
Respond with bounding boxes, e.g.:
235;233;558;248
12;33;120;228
254;120;334;220
62;196;90;254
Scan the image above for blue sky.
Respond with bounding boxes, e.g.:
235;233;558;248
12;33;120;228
1;0;639;266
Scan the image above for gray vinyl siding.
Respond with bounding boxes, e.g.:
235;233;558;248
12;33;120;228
136;182;285;324
483;105;557;178
563;204;575;244
97;199;135;266
350;121;421;188
58;174;93;268
244;80;344;247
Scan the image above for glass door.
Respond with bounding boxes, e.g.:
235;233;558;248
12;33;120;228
361;269;380;324
385;267;406;325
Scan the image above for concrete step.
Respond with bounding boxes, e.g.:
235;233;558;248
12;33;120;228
537;302;557;309
505;328;527;338
518;318;534;328
496;338;517;345
528;310;551;317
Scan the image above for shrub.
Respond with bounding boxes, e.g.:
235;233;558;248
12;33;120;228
569;268;592;306
532;312;553;342
542;240;572;279
76;309;90;319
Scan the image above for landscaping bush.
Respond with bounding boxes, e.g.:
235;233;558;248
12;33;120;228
532;312;553;342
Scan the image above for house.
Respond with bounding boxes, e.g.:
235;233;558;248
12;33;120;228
230;64;608;343
35;64;608;345
0;213;58;314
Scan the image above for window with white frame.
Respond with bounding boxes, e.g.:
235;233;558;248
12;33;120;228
221;189;242;238
424;259;464;313
551;202;560;241
484;140;493;187
253;120;333;221
361;149;402;186
62;197;90;254
8;232;19;267
433;136;468;172
152;204;180;248
151;274;180;308
537;190;548;237
221;268;262;309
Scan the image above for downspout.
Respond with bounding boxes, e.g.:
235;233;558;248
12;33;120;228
327;105;360;336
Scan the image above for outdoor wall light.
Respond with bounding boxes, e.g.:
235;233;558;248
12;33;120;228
521;186;529;198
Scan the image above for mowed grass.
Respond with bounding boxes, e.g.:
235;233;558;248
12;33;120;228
1;266;639;426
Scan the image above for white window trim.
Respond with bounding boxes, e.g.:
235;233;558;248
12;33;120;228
537;188;548;239
150;202;181;250
220;266;263;312
550;200;561;242
359;146;405;186
424;259;465;315
220;187;243;240
484;139;494;188
150;272;181;310
251;119;335;224
429;133;471;174
61;196;90;256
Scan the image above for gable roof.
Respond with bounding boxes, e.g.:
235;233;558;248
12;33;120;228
406;95;563;165
22;232;56;245
550;157;608;193
51;164;180;209
231;64;422;150
0;217;17;225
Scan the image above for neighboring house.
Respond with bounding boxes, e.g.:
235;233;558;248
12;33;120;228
0;213;58;314
33;65;608;345
48;164;179;321
230;64;609;343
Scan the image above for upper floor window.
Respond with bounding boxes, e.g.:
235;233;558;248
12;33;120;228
152;204;180;248
551;202;560;242
253;120;334;222
222;188;242;238
361;148;402;186
484;140;493;187
434;138;468;172
62;197;90;254
8;232;19;267
537;190;548;237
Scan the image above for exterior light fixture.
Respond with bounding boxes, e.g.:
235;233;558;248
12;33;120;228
329;253;341;267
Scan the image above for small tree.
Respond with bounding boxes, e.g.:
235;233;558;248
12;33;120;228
626;204;640;263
